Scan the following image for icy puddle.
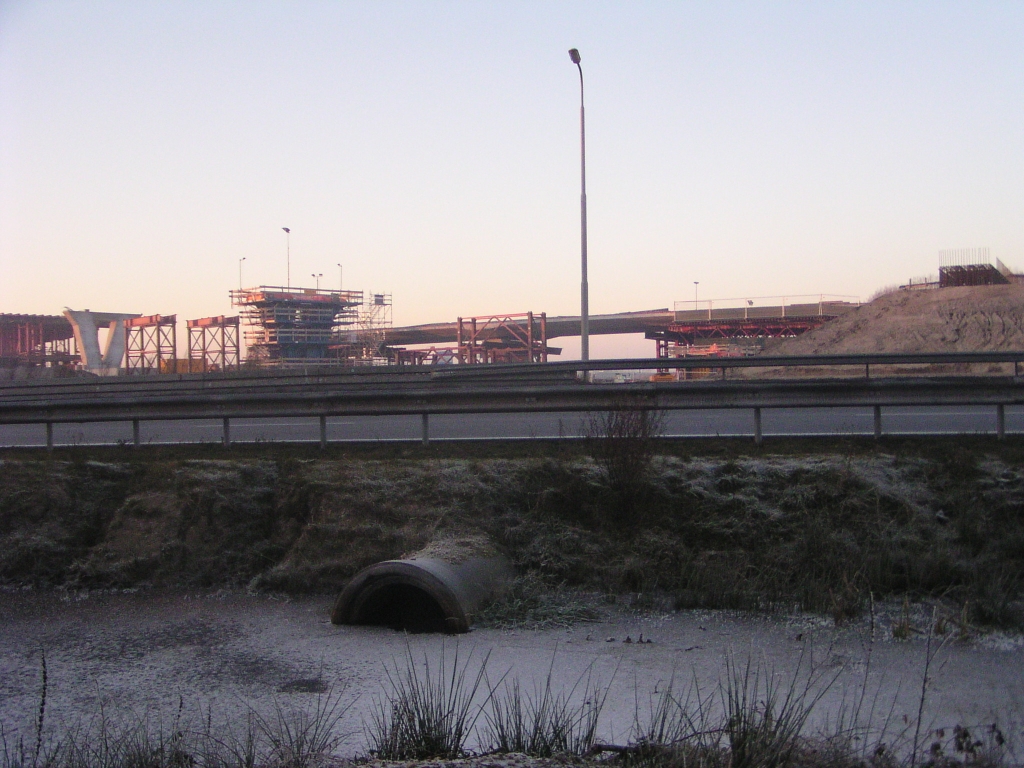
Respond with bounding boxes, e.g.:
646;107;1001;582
1;591;1022;758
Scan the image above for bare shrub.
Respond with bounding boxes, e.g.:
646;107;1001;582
584;398;665;524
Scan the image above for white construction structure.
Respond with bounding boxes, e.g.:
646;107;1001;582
63;309;141;376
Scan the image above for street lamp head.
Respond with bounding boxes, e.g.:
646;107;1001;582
282;227;290;234
568;48;581;64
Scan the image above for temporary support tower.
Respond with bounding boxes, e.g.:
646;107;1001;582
188;315;240;372
125;315;177;373
393;311;549;364
457;312;548;363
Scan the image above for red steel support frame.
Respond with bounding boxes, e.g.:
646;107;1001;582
125;315;176;373
0;315;76;367
454;311;548;364
393;312;550;365
187;315;240;372
648;314;840;349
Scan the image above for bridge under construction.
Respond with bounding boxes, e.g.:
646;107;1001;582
6;248;1018;375
384;295;858;364
0;294;858;375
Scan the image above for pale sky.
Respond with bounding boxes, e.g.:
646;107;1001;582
1;2;1022;358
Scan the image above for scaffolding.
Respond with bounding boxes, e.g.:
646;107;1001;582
359;292;393;362
230;286;362;366
332;292;392;365
125;315;176;373
187;315;240;372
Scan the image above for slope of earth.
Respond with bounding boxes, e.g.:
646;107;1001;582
763;284;1024;355
2;442;1024;629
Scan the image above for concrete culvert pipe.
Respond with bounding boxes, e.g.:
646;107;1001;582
331;542;512;634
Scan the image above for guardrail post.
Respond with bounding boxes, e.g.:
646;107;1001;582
997;404;1006;441
421;413;430;446
873;405;882;439
222;417;231;448
319;415;327;449
46;422;53;452
753;407;762;445
132;419;140;448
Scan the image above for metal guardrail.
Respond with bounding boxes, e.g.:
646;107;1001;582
2;352;1023;448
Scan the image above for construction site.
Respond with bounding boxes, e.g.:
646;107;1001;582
2;247;1022;379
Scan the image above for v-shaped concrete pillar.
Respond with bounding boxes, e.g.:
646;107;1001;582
64;309;141;376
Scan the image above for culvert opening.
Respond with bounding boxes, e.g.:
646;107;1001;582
357;583;449;633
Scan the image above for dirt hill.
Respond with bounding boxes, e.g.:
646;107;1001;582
764;284;1024;355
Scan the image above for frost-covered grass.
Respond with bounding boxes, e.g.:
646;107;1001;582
1;439;1023;628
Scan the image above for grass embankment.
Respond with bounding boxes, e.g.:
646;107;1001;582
1;437;1023;629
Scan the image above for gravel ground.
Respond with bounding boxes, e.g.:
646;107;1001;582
1;590;1022;759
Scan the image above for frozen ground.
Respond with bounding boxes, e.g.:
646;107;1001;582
1;590;1022;759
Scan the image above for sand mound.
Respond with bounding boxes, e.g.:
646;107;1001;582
763;284;1024;355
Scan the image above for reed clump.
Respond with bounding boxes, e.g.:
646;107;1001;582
5;643;1019;768
367;645;490;760
482;656;610;757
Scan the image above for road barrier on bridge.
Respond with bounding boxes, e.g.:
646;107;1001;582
3;352;1024;448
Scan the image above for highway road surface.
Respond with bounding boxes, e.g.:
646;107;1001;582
0;405;1019;447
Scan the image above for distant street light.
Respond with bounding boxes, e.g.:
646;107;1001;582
312;272;322;290
239;257;246;290
569;47;589;362
694;281;699;310
337;263;343;292
282;227;291;288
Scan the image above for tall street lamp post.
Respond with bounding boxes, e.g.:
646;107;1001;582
238;257;246;290
337;263;343;292
569;48;589;362
282;227;291;288
694;281;699;310
312;273;322;290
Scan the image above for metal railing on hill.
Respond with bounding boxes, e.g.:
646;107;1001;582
672;294;860;320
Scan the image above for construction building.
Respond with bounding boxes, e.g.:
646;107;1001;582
230;286;364;366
